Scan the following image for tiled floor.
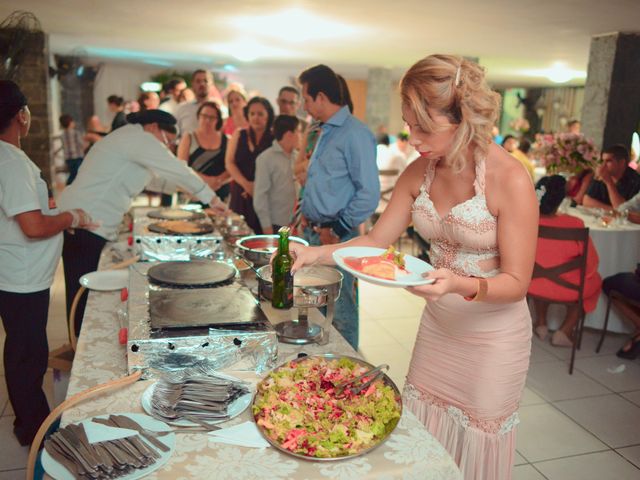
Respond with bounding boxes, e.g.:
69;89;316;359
2;262;640;478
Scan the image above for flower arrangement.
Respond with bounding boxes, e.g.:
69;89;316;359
534;133;600;174
509;117;530;133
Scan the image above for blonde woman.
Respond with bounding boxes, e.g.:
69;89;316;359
223;88;249;136
289;55;538;479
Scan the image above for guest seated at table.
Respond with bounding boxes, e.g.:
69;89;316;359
502;134;534;180
529;175;603;346
603;269;640;359
566;168;594;206
58;109;227;336
583;144;640;210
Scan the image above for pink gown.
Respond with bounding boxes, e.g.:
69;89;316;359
405;157;532;480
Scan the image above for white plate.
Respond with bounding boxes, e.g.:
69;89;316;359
140;374;253;427
332;246;435;287
41;412;175;480
80;270;129;291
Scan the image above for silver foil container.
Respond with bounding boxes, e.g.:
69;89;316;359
126;262;278;380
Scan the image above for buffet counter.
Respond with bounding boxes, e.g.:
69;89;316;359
53;244;461;479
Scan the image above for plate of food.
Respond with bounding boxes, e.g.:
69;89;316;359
332;246;435;287
252;354;402;461
148;220;214;235
147;208;205;221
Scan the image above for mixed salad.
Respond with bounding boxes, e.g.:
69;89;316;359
253;356;401;458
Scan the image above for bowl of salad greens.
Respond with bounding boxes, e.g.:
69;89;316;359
252;354;402;461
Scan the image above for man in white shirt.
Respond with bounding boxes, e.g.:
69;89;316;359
253;115;300;234
159;77;186;116
58;109;225;335
175;70;215;136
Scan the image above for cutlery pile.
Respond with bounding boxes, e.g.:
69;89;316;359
150;373;250;423
44;416;166;479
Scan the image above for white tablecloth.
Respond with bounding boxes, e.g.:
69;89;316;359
53;250;461;480
543;207;640;333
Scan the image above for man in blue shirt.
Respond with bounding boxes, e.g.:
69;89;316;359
298;64;380;349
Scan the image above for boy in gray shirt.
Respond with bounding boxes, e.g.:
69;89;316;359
253;115;300;234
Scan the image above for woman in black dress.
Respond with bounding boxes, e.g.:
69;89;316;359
177;101;230;201
225;97;274;234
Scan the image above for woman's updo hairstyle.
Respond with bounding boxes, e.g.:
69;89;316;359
400;54;501;172
536;175;567;215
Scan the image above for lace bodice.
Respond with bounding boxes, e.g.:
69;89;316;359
411;157;500;278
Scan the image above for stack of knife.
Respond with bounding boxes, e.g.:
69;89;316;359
44;415;169;479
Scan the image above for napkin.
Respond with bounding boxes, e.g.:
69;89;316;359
208;421;270;448
82;421;138;444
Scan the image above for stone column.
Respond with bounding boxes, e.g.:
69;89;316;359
0;29;52;182
582;32;640;151
365;67;392;134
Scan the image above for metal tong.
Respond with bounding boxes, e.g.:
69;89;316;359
333;364;390;395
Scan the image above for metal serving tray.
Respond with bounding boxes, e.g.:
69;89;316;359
132;207;223;261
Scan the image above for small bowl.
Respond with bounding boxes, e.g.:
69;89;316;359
235;234;309;266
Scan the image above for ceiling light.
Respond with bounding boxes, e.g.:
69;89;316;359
229;8;362;42
208;40;294;62
521;62;587;84
140;82;162;92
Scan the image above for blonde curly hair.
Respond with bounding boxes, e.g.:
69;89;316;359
400;54;501;172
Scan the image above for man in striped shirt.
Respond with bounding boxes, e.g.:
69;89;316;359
59;114;85;185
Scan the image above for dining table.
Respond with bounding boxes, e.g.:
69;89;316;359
540;206;640;334
49;243;462;480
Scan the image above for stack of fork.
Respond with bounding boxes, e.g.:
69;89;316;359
150;373;250;423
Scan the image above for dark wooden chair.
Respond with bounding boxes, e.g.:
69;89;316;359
597;290;640;353
527;225;590;374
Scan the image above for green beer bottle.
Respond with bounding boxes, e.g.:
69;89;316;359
272;226;294;309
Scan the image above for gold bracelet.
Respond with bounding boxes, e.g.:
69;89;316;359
464;278;488;302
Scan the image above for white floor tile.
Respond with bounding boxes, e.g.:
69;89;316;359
0;470;26;480
359;343;412;390
359;319;397;348
0;417;29;471
575;354;640;392
520;387;546;407
617;445;640;469
517;404;607;462
554;394;640;448
620;390;640;407
526;360;611;401
530;343;560;364
378;316;420;351
0;376;6;417
513;464;546;480
514;450;528;466
534;450;640;480
549;329;628;360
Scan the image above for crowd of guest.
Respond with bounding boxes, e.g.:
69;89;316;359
0;56;640;480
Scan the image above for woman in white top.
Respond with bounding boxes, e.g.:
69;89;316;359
0;81;93;446
58;109;226;336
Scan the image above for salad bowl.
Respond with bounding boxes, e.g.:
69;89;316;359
252;354;402;461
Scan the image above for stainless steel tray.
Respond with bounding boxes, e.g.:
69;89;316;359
252;354;402;461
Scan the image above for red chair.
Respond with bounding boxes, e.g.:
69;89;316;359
527;225;590;374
